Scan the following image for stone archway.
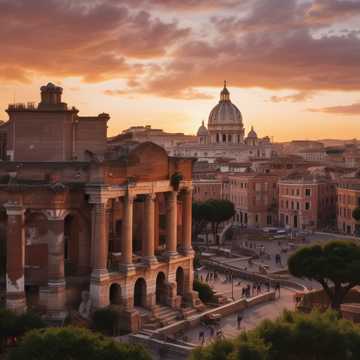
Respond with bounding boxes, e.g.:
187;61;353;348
109;283;122;305
134;277;147;307
176;267;185;296
156;272;167;305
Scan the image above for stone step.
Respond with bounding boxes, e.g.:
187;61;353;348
142;322;159;330
182;307;198;318
139;329;155;336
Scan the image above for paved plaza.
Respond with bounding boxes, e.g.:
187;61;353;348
184;284;295;345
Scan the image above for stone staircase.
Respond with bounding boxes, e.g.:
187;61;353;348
181;306;198;319
143;305;182;330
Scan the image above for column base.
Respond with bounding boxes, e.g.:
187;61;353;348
91;269;109;281
90;270;110;309
119;263;136;274
41;281;67;321
185;290;202;308
6;294;27;314
165;251;179;259
182;248;195;257
44;310;68;325
143;256;158;265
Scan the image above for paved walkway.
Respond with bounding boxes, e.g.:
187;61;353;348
183;288;295;345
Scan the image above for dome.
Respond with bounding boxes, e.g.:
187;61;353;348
208;81;243;127
197;121;208;136
247;126;258;139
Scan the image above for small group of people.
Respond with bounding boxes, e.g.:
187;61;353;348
241;281;271;298
199;270;219;283
198;325;224;345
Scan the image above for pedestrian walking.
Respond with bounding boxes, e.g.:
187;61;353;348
209;326;215;338
275;282;281;297
257;283;261;295
237;313;243;329
199;331;205;345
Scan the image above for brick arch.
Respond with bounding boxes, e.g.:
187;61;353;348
134;277;147;308
109;282;122;305
156;271;167;305
176;266;185;296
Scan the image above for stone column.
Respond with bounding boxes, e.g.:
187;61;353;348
182;188;194;255
91;202;108;275
121;194;135;271
166;191;178;258
144;193;157;264
89;199;110;308
5;203;26;314
44;209;67;320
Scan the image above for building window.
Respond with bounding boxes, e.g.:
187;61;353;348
305;188;311;196
222;134;226;143
255;214;259;223
305;202;310;210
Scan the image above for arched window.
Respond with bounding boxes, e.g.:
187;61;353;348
216;133;220;143
222;134;226;143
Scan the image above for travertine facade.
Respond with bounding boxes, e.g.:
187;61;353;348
278;173;336;231
230;173;279;227
0;84;199;331
337;178;360;235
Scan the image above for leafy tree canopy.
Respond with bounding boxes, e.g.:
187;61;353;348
288;240;360;310
8;326;151;360
352;207;360;222
191;310;360;360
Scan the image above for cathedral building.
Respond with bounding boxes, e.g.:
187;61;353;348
0;84;199;331
173;82;274;162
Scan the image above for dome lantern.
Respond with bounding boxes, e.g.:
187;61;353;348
220;80;230;101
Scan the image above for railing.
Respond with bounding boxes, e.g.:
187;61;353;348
8;102;36;110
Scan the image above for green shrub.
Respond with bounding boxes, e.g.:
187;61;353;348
8;326;151;360
191;310;360;360
92;307;120;336
0;309;45;352
193;279;215;304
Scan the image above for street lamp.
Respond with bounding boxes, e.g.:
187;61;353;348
231;269;234;300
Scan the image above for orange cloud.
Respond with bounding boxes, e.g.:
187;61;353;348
0;0;189;82
1;0;360;102
270;92;314;103
309;102;360;115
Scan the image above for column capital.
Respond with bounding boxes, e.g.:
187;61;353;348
166;190;178;201
4;202;25;216
181;186;193;195
125;192;136;203
145;192;157;201
43;209;68;221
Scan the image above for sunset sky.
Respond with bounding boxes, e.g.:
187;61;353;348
0;0;360;141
